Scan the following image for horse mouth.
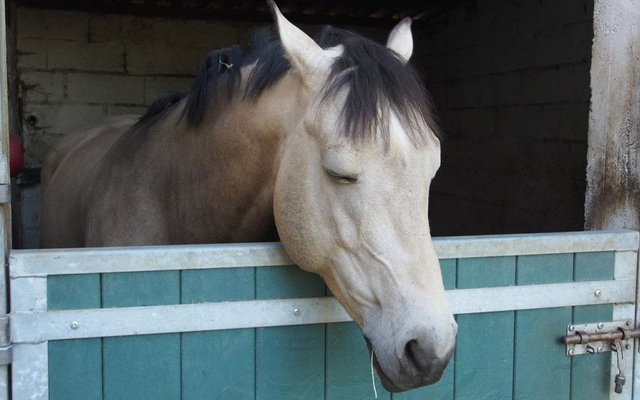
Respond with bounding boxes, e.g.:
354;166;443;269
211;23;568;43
364;337;406;393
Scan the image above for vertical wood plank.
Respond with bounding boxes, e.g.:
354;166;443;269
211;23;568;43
104;335;181;400
48;275;102;400
393;258;457;400
181;268;256;400
455;257;515;400
571;252;614;400
101;271;179;308
513;254;573;400
48;275;101;310
102;271;180;400
256;266;326;400
326;322;389;400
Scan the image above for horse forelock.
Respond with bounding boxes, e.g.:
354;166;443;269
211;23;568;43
135;25;440;147
316;26;441;148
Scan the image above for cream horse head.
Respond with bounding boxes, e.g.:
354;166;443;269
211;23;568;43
269;2;457;391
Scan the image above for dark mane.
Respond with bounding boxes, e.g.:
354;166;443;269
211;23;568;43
138;91;185;123
316;26;441;146
138;25;440;145
182;45;244;126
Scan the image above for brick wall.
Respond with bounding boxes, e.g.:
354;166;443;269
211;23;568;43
413;0;594;236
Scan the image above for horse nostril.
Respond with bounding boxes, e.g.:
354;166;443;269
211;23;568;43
404;339;423;370
404;338;452;385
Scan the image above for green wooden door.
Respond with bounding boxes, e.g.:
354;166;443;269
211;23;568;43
47;251;616;399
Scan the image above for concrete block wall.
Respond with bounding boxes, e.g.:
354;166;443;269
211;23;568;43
15;7;256;247
414;0;594;236
17;7;256;168
13;7;388;248
13;1;595;246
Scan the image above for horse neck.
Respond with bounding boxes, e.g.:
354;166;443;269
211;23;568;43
207;71;307;172
168;72;306;243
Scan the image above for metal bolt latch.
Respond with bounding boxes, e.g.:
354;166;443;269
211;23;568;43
563;321;639;357
613;339;626;394
563;327;640;346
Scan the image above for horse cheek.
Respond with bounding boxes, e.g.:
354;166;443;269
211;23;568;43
273;171;328;274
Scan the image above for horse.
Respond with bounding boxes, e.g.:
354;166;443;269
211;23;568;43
40;1;457;392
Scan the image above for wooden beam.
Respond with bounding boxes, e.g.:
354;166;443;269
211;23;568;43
14;0;444;25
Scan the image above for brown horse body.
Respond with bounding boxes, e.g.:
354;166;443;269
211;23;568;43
42;91;286;247
41;2;456;392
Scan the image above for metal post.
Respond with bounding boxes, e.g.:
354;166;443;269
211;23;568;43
0;0;11;398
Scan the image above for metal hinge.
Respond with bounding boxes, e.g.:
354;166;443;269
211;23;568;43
562;320;639;356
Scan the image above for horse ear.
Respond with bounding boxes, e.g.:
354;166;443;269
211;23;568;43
268;0;340;80
386;17;413;63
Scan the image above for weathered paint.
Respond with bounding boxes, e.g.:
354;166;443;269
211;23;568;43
585;0;640;230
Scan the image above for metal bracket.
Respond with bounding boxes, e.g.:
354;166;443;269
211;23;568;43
563;320;639;356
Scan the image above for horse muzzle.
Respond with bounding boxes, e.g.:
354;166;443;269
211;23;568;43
364;319;457;392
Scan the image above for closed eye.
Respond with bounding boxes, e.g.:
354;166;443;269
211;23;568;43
324;167;359;184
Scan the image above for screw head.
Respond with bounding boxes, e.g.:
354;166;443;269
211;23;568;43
293;308;301;317
569;325;575;332
625;343;632;350
70;321;79;330
597;322;604;329
597;346;603;353
568;349;575;356
594;290;602;297
626;320;633;327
